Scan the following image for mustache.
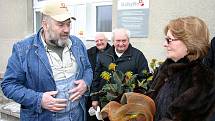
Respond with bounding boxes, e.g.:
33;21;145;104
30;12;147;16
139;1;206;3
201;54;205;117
61;32;69;36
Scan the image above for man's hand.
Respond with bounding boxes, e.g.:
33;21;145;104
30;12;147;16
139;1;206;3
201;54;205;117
41;91;67;112
92;101;99;109
69;79;87;102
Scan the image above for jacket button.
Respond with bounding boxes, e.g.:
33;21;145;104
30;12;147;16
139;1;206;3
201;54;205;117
52;113;56;117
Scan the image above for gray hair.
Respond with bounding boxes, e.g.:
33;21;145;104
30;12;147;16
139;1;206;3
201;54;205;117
41;14;52;21
112;28;131;41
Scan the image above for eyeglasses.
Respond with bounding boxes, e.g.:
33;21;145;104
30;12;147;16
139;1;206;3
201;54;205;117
165;37;179;44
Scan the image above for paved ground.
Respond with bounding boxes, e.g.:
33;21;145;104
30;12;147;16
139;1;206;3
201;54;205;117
0;80;19;121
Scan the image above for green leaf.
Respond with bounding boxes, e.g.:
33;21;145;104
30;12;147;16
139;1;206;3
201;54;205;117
138;80;145;87
102;84;112;91
112;70;124;85
138;79;150;91
98;60;162;108
126;74;137;85
106;92;118;101
147;76;153;81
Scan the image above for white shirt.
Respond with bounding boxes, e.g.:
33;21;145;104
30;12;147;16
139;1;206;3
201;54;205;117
41;34;78;81
115;48;124;57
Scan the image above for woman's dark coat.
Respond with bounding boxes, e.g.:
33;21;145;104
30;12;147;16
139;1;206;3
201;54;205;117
148;58;215;121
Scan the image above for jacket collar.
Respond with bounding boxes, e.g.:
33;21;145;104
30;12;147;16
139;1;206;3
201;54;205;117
32;28;53;78
163;58;202;76
32;28;44;48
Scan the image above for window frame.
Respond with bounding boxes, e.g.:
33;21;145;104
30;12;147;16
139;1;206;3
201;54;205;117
33;0;47;33
33;0;112;41
86;1;112;40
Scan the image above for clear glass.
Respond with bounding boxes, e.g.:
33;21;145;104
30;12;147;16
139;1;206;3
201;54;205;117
96;5;112;32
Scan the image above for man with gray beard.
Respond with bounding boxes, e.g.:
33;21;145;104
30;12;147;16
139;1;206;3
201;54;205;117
1;0;92;121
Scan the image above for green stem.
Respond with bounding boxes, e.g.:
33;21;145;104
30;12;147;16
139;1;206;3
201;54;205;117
107;81;117;95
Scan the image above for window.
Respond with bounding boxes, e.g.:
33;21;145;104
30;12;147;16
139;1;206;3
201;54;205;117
33;0;47;33
33;0;112;41
35;11;42;32
85;1;112;41
96;5;112;32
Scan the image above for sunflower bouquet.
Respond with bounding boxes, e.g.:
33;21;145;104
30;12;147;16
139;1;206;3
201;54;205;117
91;59;162;107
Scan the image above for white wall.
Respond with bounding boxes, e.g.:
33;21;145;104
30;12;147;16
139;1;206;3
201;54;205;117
0;0;215;76
0;0;33;77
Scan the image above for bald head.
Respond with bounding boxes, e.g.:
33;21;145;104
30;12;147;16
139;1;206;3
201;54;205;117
95;33;108;51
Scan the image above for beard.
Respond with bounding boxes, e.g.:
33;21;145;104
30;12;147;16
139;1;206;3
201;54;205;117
49;38;68;47
45;28;69;47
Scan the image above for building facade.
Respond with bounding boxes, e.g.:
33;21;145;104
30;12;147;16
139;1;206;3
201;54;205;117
0;0;215;77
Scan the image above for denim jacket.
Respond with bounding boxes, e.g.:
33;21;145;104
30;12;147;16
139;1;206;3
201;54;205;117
1;28;93;121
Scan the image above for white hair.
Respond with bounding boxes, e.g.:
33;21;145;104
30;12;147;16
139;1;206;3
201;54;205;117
112;28;131;41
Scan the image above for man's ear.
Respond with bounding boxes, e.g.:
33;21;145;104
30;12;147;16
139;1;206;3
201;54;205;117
42;20;48;30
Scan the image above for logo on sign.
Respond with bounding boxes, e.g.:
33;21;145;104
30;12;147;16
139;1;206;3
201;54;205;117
139;0;144;6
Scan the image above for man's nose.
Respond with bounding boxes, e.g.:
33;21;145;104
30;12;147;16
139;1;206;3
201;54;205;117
97;40;103;44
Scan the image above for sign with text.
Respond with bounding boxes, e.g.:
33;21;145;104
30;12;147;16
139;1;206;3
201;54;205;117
117;0;149;38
